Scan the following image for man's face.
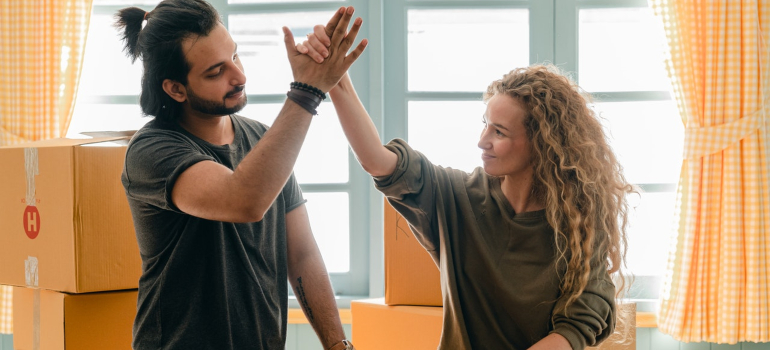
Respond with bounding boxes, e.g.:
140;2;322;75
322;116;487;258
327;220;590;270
180;23;247;116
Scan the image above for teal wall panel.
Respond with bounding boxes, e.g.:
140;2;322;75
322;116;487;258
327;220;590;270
682;341;712;350
0;327;767;350
636;327;652;350
0;334;12;350
287;324;353;350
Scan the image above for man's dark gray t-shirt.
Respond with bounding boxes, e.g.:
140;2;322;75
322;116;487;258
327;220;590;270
121;114;305;350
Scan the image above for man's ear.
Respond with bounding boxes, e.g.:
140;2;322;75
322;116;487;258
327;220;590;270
162;79;187;103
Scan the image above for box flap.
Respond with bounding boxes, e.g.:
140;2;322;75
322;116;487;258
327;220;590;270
384;199;443;306
78;130;137;138
1;136;131;149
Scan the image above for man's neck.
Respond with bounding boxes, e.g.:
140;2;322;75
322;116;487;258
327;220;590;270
177;111;235;146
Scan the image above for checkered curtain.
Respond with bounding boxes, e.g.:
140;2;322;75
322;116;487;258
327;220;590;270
0;0;94;334
0;286;10;334
652;0;770;344
0;0;93;146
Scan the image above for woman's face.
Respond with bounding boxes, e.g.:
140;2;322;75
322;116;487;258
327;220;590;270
478;94;534;180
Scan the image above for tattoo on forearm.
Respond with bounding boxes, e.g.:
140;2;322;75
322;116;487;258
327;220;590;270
295;276;314;322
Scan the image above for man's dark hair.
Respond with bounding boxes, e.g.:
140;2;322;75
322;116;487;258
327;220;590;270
115;0;220;123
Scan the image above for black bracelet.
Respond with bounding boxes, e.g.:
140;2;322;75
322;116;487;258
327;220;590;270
287;88;322;115
290;81;326;100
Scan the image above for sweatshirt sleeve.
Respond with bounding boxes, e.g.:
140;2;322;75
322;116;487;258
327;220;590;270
549;255;617;350
373;138;444;254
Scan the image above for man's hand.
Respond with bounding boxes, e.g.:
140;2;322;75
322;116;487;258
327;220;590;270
283;6;366;92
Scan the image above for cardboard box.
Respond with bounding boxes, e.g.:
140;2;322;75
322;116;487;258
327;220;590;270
384;199;442;306
0;137;141;293
12;286;137;350
351;298;442;350
352;298;636;350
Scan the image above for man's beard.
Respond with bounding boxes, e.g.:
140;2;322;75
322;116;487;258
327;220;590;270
186;85;247;115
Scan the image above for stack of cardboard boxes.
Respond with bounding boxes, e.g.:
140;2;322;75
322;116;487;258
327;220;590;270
351;200;635;350
0;137;141;350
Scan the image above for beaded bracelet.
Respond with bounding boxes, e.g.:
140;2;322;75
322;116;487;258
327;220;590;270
290;81;326;100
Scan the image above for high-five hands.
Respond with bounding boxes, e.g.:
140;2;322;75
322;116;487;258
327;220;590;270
296;21;334;64
283;6;366;93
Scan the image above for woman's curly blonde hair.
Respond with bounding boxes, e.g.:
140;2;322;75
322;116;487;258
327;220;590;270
484;65;635;325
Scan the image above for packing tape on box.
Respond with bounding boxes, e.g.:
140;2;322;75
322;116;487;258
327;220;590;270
26;256;40;350
20;149;41;349
25;148;38;206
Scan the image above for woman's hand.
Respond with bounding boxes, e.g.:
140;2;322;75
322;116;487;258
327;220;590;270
297;23;333;64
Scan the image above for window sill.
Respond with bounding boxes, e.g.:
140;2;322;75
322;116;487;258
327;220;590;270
286;308;658;328
637;312;657;328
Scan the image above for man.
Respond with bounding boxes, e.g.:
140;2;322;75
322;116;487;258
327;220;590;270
115;1;365;349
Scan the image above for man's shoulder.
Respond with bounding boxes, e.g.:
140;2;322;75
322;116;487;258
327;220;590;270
130;119;189;142
126;119;201;156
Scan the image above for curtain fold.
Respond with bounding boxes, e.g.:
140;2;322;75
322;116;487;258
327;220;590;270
0;0;93;146
652;0;770;344
0;286;10;334
0;0;94;334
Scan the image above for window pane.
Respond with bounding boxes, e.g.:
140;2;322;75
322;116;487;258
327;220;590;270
80;15;143;96
595;101;683;184
94;0;159;4
230;0;340;3
66;104;148;138
408;101;485;173
408;9;529;92
626;191;677;276
229;12;331;95
239;102;349;184
303;192;349;273
579;8;670;92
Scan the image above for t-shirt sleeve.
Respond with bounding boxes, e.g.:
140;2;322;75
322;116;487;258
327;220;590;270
549;254;617;350
373;138;443;252
122;130;216;212
282;172;307;213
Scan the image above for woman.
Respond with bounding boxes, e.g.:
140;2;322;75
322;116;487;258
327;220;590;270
301;13;634;349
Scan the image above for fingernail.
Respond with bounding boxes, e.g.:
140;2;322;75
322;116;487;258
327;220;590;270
323;51;329;58
347;7;354;14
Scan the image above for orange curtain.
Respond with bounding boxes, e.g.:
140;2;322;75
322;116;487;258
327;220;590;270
652;0;770;344
0;0;93;146
0;0;94;334
0;286;10;334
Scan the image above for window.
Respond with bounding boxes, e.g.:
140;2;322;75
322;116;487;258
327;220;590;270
72;0;681;308
563;0;681;308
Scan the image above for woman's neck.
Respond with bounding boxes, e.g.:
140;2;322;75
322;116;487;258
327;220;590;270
500;175;544;214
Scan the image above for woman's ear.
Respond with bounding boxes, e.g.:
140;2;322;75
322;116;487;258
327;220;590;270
162;79;187;103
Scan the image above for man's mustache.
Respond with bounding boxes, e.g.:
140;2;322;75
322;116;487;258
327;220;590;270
226;85;245;98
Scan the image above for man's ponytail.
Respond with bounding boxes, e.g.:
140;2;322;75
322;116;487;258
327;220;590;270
114;7;146;63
